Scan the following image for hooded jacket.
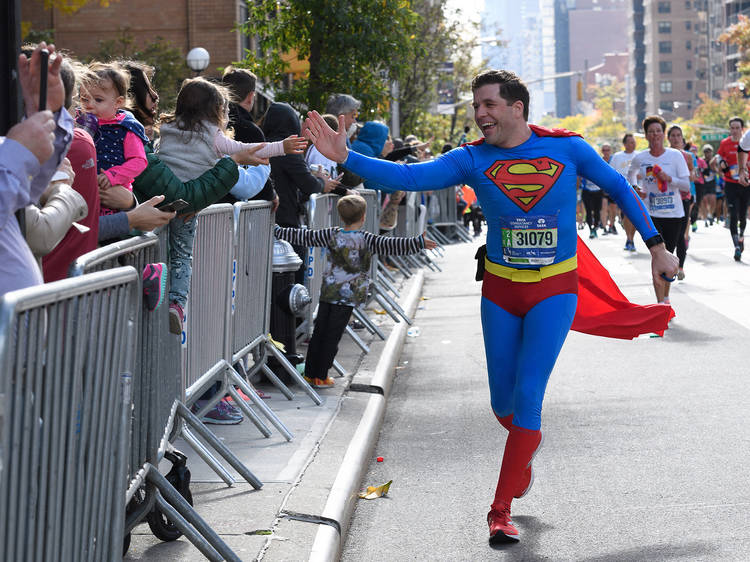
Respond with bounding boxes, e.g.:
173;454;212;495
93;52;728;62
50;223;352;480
350;121;391;191
262;103;323;226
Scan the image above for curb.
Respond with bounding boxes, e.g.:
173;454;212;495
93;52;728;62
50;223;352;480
307;270;425;562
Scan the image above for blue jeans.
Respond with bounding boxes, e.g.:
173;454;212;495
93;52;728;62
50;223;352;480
168;215;197;307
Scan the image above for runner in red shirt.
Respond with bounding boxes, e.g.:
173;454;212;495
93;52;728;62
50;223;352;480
716;117;746;261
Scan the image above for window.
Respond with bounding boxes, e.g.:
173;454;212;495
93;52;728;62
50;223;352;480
658;21;672;33
686;40;692;50
660;81;673;93
685;21;691;30
687;80;693;90
659;41;672;54
685;0;690;8
658;1;671;13
659;101;674;111
686;60;692;70
660;61;673;73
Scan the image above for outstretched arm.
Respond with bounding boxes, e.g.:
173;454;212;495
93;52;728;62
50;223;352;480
273;224;336;247
304;111;468;192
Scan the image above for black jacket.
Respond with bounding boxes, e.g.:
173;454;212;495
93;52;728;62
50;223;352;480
225;102;276;203
261;103;324;226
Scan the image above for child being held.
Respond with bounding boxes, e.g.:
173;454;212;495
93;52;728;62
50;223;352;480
78;62;149;215
274;194;437;388
157;77;306;334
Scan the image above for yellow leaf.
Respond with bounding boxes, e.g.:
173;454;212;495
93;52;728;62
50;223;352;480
358;480;392;500
374;309;386;315
268;334;286;353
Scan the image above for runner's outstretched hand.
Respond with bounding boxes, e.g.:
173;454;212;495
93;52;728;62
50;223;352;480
650;243;679;292
304;111;348;164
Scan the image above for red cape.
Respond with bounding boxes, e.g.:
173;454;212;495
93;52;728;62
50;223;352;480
572;237;675;339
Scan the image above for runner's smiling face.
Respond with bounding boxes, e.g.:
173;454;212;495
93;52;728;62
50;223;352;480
472;84;524;147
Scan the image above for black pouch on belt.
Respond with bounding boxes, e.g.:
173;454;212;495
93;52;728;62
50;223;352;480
474;244;487;282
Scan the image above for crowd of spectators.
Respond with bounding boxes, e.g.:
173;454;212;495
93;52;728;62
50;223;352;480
0;41;463;423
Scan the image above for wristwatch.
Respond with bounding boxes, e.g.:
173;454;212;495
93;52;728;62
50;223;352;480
644;234;664;249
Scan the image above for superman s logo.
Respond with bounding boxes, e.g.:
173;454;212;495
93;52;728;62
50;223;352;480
484;157;564;212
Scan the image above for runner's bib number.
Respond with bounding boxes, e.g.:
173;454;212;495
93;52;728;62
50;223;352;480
500;215;558;265
649;192;676;212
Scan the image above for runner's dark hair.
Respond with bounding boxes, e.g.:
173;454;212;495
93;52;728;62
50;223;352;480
471;70;529;121
622;133;634;145
728;116;745;128
642;115;666;133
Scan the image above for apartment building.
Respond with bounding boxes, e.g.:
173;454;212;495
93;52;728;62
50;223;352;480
642;0;708;119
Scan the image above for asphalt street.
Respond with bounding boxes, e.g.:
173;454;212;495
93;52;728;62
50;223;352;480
342;220;750;561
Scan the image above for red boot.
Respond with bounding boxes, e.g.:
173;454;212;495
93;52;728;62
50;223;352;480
489;424;542;541
487;502;519;543
515;432;544;499
493;415;543;499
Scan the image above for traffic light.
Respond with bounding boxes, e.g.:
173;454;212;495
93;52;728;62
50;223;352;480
576;80;583;101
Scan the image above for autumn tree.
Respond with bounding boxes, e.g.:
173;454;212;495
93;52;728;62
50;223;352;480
237;0;418;114
719;14;750;87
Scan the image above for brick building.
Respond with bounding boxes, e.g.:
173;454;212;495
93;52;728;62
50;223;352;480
21;0;249;77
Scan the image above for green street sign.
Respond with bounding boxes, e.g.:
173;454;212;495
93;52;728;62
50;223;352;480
701;133;725;141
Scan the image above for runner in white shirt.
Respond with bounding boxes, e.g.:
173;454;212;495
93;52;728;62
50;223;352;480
610;133;639;251
628;115;690;305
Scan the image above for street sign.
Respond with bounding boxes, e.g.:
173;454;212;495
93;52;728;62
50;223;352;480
701;133;725;141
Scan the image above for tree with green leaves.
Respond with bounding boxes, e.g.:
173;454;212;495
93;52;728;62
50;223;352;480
237;0;418;115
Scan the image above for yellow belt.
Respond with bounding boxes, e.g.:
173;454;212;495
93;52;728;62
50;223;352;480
484;255;577;283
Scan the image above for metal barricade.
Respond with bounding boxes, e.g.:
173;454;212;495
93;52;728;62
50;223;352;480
71;229;250;561
300;193;339;340
428;185;473;243
0;267;139;562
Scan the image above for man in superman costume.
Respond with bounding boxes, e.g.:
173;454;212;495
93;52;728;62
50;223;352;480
304;70;678;544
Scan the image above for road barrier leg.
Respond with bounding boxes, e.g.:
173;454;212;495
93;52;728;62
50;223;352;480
373;283;413;325
265;339;323;405
332;359;348;377
179;424;235;486
225;385;272;438
344;325;370;353
177;402;263;489
387;255;413;278
261;364;296;400
376;271;401;298
374;292;402;325
378;261;399;285
232;362;294;441
353;307;385;340
149;470;241;562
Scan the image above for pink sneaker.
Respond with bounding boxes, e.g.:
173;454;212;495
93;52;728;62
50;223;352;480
142;263;167;311
169;302;184;335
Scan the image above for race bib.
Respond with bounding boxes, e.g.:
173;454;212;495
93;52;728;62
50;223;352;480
648;192;676;212
500;215;558;265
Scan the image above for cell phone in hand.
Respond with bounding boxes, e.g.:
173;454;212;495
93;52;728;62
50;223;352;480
157;199;189;213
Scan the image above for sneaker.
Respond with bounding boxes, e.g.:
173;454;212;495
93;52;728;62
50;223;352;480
194;400;243;425
677;268;685;281
304;375;335;388
735;247;742;262
488;504;520;543
623;240;635;252
142;263;167;311
609;224;618;235
589;229;597;239
691;222;698;233
740;237;745;253
169;302;184;335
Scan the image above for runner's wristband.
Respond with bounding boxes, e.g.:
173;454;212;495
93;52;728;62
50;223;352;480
644;234;664;249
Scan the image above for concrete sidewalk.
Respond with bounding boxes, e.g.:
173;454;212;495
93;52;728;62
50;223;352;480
124;262;430;561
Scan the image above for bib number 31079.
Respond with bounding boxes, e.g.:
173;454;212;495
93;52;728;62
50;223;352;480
500;214;558;265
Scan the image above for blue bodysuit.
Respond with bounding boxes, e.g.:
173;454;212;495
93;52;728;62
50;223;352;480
343;129;659;430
